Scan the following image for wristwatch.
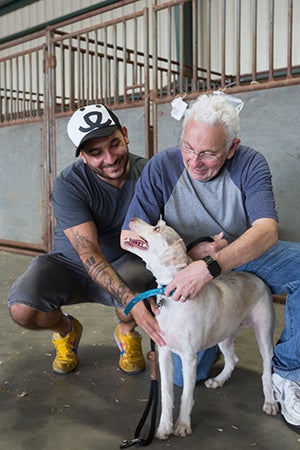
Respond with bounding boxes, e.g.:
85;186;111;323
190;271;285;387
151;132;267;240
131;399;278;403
203;255;221;278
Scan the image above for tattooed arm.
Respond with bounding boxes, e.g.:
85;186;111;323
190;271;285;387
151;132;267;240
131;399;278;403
64;221;165;346
64;221;134;307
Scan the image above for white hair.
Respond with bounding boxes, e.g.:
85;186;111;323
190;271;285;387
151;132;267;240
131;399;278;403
183;94;240;148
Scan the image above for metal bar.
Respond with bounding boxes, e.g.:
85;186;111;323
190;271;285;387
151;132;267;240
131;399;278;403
43;29;57;251
76;36;81;107
122;22;127;102
152;3;158;155
268;0;274;81
235;0;241;86
192;0;197;92
69;37;75;109
287;0;293;78
60;42;65;111
143;7;150;158
221;0;226;88
9;58;13;121
85;32;90;103
113;24;118;103
167;6;172;97
206;0;212;91
104;26;108;104
179;2;184;93
251;0;257;82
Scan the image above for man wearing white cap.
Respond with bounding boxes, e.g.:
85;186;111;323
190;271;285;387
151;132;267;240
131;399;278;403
8;104;163;375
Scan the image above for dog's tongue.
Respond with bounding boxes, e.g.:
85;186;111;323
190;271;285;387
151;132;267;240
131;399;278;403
124;236;148;249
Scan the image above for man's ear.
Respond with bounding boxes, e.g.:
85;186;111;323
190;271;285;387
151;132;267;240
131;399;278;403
122;126;129;144
79;152;87;164
227;138;240;160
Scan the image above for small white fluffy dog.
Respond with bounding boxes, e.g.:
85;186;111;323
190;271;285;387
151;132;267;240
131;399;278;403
124;218;279;440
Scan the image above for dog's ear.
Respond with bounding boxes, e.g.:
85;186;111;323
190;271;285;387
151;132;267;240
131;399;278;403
155;219;166;228
159;239;188;268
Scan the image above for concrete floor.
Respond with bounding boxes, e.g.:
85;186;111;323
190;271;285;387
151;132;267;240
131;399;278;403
1;251;300;450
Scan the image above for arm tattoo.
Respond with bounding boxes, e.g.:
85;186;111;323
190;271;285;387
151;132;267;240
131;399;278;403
70;229;94;253
70;229;132;306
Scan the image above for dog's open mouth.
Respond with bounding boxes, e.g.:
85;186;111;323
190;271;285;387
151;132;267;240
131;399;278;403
124;236;149;250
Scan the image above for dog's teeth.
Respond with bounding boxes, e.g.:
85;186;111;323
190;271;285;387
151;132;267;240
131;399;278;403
124;236;148;249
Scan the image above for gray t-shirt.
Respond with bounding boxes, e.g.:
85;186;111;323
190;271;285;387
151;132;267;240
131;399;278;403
51;153;147;265
123;146;278;246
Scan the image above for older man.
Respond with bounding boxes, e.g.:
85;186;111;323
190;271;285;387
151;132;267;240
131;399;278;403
121;94;300;431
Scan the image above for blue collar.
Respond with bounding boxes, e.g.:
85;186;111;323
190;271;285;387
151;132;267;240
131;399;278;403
123;286;166;316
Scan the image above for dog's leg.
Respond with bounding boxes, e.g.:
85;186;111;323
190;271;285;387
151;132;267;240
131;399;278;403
205;336;238;388
173;353;196;437
253;321;279;416
156;347;175;440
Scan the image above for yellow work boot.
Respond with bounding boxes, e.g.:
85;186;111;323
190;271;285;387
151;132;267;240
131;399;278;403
113;324;146;374
52;315;83;374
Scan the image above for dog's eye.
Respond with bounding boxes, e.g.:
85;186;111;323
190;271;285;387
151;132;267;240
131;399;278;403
153;226;161;232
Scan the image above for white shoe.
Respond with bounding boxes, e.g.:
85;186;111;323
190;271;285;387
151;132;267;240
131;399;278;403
272;373;300;428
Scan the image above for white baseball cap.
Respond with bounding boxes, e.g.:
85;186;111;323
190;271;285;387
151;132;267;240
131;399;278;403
67;104;122;156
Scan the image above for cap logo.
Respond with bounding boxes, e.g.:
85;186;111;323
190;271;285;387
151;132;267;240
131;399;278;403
79;111;113;133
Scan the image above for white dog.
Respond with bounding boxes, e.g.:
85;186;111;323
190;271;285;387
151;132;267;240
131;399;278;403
123;218;279;440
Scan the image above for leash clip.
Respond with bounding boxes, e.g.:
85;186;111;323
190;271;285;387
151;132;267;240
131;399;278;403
120;437;142;448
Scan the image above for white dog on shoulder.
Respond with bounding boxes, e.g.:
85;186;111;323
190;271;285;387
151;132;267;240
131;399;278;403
123;218;279;440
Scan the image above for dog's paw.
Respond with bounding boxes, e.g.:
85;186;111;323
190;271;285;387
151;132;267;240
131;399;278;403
156;422;173;440
204;377;225;389
263;401;279;416
173;419;192;437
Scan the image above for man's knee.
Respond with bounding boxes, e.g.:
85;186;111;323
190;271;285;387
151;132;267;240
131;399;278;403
9;303;38;328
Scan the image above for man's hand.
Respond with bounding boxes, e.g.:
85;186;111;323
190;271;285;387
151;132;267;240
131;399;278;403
130;300;165;347
164;260;212;301
188;232;228;260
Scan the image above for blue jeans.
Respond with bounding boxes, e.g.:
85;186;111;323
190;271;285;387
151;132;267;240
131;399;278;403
173;240;300;386
236;240;300;382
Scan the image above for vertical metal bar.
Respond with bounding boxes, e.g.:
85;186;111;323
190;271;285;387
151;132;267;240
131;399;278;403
207;0;212;90
287;0;293;78
16;56;20;118
60;42;65;111
268;0;274;81
94;30;99;102
112;24;118;104
69;37;75;109
221;0;226;88
0;62;2;121
22;55;26;120
235;0;241;86
122;21;127;102
133;17;138;101
77;36;81;106
104;26;108;104
179;2;184;93
152;4;158;154
43;29;57;251
251;0;257;82
29;52;33;118
192;0;197;92
36;51;40;116
9;58;13;120
85;32;90;103
167;6;172;97
143;7;151;158
3;60;7;122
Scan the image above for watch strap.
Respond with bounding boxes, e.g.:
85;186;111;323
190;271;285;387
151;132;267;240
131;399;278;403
203;255;221;278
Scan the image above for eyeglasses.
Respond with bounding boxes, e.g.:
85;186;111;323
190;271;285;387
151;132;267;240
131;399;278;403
181;142;228;161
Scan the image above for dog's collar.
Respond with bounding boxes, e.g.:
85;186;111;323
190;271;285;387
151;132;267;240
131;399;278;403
123;286;167;316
